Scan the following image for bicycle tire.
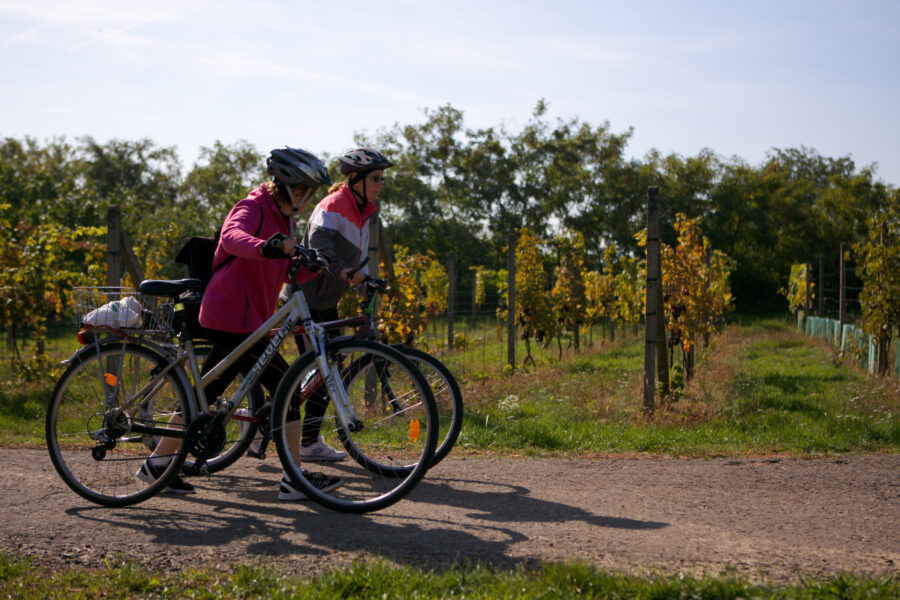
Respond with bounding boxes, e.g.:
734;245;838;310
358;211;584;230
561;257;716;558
391;345;463;466
180;343;267;474
46;341;193;507
270;339;437;513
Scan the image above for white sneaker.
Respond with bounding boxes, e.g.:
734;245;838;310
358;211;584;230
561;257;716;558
234;408;264;458
278;471;343;501
298;436;347;461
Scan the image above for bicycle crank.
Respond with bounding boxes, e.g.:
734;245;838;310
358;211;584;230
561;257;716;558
184;413;227;465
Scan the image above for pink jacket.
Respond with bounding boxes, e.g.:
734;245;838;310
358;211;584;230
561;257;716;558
198;185;292;333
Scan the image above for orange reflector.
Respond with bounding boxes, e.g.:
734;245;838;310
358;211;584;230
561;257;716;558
408;418;420;442
104;373;118;387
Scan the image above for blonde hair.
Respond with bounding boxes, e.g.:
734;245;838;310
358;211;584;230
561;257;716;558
328;181;347;194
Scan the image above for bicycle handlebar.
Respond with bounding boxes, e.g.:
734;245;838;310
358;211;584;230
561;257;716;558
267;237;333;274
362;275;388;293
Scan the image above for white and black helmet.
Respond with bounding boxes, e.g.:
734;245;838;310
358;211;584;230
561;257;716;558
338;147;393;175
267;147;332;188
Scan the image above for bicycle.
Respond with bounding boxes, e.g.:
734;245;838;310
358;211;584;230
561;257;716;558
46;247;438;513
203;273;463;471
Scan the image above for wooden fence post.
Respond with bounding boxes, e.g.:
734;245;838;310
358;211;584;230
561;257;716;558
367;218;380;280
703;245;711;348
374;218;395;281
656;269;669;396
120;230;145;287
803;262;811;332
471;271;478;328
643;187;660;416
507;232;516;370
447;251;455;350
818;254;824;316
839;243;846;350
106;205;122;288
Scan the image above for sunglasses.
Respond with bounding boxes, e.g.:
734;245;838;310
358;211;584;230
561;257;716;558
367;174;385;184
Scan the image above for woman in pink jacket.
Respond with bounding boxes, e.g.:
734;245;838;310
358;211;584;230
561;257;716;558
138;147;340;500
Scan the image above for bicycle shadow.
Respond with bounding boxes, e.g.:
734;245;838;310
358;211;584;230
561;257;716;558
64;464;667;571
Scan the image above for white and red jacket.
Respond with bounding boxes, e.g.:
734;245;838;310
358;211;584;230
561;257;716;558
298;185;377;310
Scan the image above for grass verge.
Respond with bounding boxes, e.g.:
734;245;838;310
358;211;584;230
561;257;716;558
1;555;897;599
453;314;899;457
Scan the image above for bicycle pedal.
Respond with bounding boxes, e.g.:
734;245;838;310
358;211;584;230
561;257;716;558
186;461;209;476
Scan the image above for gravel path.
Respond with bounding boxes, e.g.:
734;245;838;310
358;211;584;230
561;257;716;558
2;449;898;582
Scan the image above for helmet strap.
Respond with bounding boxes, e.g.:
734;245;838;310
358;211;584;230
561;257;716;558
348;171;371;208
276;178;315;212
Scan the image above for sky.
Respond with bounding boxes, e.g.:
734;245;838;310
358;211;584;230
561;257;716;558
2;0;899;187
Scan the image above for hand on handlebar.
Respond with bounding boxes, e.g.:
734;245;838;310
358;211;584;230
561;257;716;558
340;256;370;286
260;233;294;258
341;267;366;287
291;245;332;274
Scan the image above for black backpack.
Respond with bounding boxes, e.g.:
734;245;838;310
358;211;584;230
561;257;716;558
173;205;263;337
174;204;264;291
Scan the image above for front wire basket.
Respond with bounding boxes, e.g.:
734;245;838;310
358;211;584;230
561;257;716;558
73;286;175;335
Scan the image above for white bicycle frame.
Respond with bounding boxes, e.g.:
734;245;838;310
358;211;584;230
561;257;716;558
190;283;360;431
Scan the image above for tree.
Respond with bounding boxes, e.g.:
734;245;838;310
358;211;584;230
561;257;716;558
514;228;556;369
371;105;491;273
550;230;587;354
0;202;104;371
853;196;900;376
180;140;266;233
659;214;735;379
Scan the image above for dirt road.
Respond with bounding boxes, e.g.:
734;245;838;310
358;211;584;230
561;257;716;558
2;449;897;582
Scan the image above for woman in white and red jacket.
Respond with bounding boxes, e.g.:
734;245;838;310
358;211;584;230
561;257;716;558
288;148;393;461
296;147;392;311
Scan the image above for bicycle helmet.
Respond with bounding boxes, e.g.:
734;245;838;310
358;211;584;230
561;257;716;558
338;147;393;175
267;147;332;188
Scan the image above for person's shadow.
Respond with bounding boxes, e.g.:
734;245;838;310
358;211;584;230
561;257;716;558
404;474;667;530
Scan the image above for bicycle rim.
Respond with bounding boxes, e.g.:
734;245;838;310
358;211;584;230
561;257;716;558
271;339;437;513
46;341;192;507
394;346;463;467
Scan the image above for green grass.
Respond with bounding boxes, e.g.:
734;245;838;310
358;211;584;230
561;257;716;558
1;555;896;599
449;314;899;457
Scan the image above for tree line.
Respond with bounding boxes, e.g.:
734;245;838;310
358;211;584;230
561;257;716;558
2;99;896;327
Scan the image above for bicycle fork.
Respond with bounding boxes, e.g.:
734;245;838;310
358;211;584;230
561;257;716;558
313;346;363;432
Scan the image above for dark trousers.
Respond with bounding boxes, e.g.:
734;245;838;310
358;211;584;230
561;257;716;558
200;326;329;442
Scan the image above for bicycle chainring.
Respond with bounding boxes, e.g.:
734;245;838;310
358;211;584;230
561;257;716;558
184;413;226;461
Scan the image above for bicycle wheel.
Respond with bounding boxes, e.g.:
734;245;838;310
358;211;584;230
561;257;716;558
392;346;463;467
46;341;193;507
180;342;267;474
271;339;437;513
